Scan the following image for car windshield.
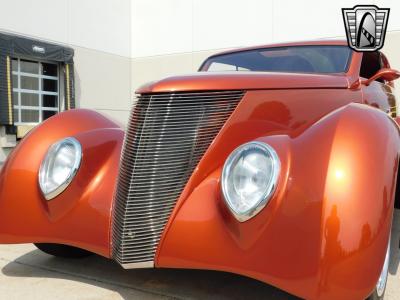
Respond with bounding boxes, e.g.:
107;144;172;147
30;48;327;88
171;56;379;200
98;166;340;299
201;45;352;74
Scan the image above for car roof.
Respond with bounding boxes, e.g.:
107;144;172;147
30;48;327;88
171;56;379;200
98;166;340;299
207;39;350;59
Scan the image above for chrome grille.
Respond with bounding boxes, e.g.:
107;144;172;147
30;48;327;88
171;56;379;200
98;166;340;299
111;90;244;268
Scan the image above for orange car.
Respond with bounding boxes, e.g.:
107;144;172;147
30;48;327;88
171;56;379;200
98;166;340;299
0;40;399;300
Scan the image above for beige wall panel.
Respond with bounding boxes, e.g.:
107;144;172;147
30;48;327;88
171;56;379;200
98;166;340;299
383;31;400;71
130;49;224;92
131;53;193;92
73;46;132;111
94;108;131;128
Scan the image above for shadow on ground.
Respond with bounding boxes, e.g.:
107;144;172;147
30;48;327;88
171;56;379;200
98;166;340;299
1;249;298;300
2;211;399;299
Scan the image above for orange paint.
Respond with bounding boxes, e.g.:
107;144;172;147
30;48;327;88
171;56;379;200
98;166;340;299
0;110;123;257
0;40;399;300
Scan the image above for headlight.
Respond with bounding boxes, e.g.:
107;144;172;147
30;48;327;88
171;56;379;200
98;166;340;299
221;141;280;222
39;137;82;200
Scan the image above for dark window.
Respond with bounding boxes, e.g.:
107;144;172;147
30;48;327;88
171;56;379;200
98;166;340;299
360;52;382;82
42;63;58;76
42;110;56;120
201;46;352;74
42;95;58;108
43;79;58;92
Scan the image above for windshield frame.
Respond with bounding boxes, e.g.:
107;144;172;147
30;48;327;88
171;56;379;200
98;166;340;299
199;45;354;75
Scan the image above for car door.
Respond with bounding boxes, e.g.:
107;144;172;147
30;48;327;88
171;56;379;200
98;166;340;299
360;51;397;118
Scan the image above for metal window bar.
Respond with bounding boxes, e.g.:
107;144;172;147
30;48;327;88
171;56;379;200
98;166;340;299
12;58;60;125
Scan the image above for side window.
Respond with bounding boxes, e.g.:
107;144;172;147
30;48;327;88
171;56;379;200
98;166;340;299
360;52;383;82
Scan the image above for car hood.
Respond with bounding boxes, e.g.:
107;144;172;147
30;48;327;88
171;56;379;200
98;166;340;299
136;72;350;94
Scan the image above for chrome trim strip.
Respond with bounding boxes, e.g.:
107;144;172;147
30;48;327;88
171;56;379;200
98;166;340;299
376;235;391;297
221;141;281;222
38;137;82;201
111;91;244;267
121;261;154;269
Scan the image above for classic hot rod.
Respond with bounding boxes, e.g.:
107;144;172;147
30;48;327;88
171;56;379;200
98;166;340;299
0;40;399;300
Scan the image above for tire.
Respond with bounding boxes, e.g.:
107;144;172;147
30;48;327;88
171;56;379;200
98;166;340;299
367;290;385;300
34;243;93;258
366;237;391;300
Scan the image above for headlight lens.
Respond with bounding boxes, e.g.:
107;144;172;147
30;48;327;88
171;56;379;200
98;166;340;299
39;137;82;200
221;141;280;222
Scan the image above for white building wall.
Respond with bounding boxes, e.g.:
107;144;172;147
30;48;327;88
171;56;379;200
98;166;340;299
0;0;399;127
0;0;133;125
0;0;131;57
131;0;400;91
131;0;400;58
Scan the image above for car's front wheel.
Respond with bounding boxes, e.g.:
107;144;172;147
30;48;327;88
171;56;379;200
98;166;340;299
367;237;391;300
34;243;93;258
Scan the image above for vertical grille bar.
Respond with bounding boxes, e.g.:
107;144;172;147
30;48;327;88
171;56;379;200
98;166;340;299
112;91;244;268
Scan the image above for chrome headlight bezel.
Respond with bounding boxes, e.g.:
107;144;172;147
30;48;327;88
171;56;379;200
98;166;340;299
221;141;280;222
38;137;82;201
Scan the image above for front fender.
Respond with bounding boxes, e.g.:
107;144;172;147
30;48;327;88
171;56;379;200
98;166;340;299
0;109;123;257
157;103;399;300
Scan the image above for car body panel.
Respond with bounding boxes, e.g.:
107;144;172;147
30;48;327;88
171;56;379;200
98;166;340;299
136;72;350;94
0;40;399;300
156;103;399;300
0;110;123;257
199;39;350;61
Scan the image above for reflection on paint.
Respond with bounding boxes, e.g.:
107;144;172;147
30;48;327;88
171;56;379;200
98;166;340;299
335;169;345;180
